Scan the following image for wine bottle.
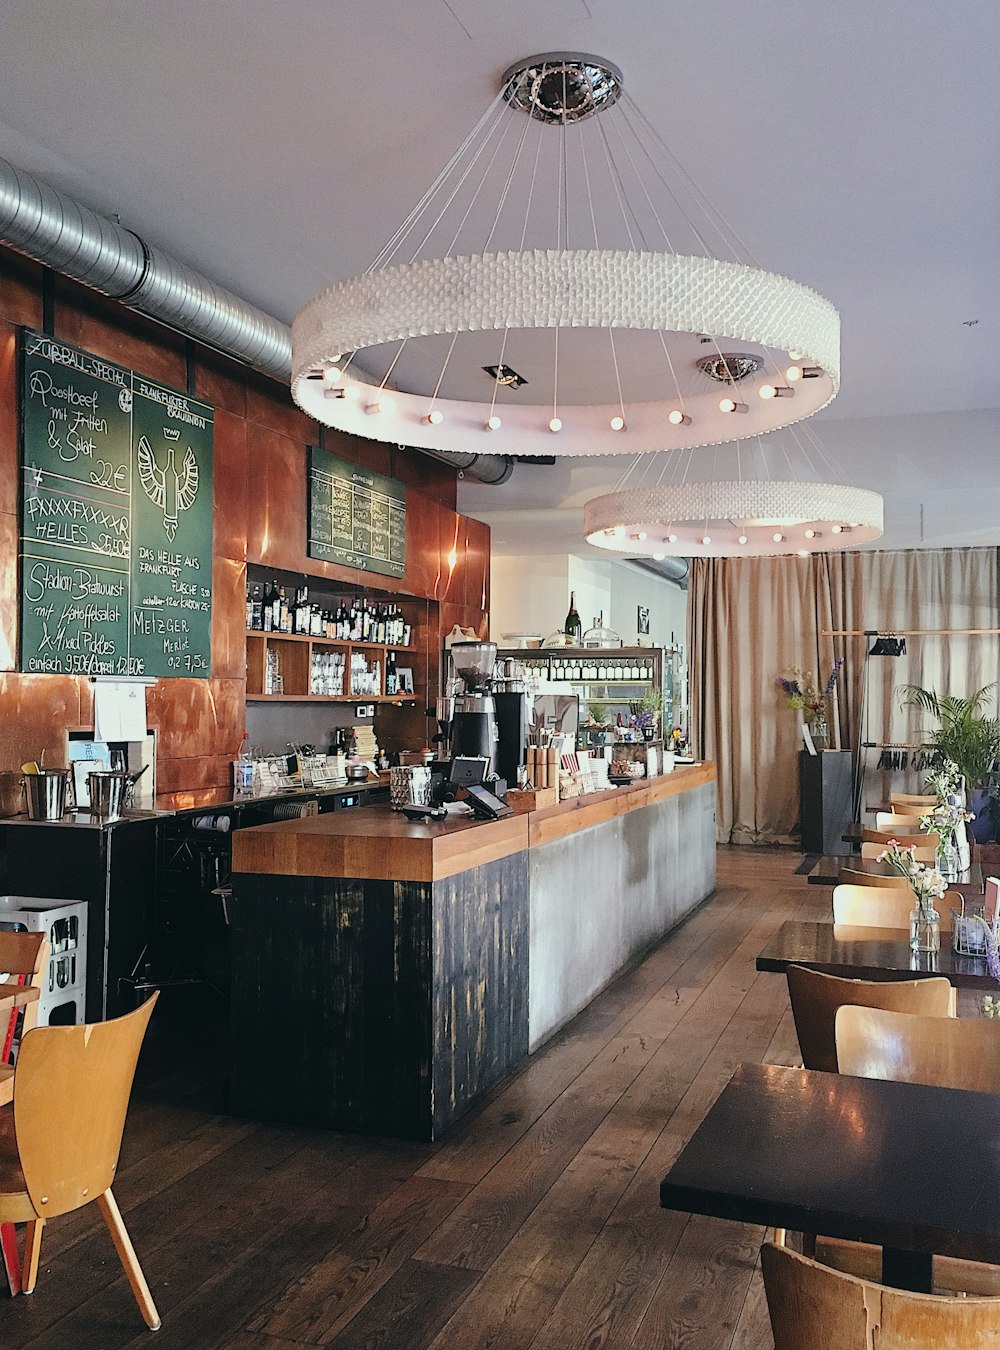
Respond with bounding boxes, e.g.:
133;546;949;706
564;591;582;643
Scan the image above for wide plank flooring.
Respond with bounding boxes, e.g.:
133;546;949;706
1;846;828;1349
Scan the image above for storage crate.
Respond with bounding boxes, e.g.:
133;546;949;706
0;896;87;1026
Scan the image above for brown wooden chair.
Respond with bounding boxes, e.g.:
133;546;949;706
0;931;50;1107
890;792;938;810
876;810;928;830
786;965;953;1074
861;829;939;861
0;994;160;1328
838;868;913;888
761;1241;1000;1350
832;883;960;933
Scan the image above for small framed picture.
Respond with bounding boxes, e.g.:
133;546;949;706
637;605;650;637
396;667;414;695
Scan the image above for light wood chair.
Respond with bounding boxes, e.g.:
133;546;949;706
786;965;954;1074
836;1005;1000;1093
0;931;50;1107
876;810;929;830
0;994;160;1327
890;792;938;810
832;884;960;932
838;868;912;888
761;1241;1000;1350
861;829;939;861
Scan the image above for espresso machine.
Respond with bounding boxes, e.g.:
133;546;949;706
449;641;499;774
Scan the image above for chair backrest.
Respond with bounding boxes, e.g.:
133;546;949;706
837;868;912;889
890;793;938;809
860;830;938;861
0;932;49;1038
786;964;953;1074
832;884;959;932
761;1241;1000;1350
836;1006;1000;1092
986;876;1000;925
875;811;926;830
14;994;158;1219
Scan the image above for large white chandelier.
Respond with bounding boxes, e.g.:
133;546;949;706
291;53;840;458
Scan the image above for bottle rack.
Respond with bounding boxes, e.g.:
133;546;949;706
246;632;416;703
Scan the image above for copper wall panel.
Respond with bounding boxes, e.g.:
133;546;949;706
146;677;245;760
212;557;248;682
55;281;188;390
213;409;249;562
155;751;233;796
0;252;43;329
246;369;317;443
0;673;82;816
0;323;20;515
0;511;18;672
195;348;248;420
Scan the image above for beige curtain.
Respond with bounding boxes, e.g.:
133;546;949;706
689;548;1000;844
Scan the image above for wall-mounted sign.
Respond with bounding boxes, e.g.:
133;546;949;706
18;329;214;678
307;446;406;578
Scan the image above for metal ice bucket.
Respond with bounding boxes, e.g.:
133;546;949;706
87;771;131;820
22;770;70;821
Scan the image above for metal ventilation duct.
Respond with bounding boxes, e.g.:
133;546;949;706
622;556;690;589
0;156;513;485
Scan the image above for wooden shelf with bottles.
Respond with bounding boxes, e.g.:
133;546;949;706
245;632;417;703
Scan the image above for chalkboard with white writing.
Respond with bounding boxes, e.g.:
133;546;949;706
18;329;214;677
307;445;406;578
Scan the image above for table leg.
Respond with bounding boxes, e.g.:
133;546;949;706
882;1246;932;1292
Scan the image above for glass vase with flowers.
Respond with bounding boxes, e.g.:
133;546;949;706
775;659;844;750
876;840;948;953
917;801;974;880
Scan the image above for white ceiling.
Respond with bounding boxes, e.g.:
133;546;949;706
2;0;999;554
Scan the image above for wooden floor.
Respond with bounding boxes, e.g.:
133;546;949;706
2;847;832;1349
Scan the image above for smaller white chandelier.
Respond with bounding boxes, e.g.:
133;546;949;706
584;480;884;557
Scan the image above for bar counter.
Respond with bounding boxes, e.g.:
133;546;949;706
230;762;717;1139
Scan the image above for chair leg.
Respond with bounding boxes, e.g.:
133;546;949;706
1;1221;21;1295
22;1219;44;1294
97;1190;160;1330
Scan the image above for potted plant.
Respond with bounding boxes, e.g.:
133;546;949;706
899;684;1000;843
629;689;662;741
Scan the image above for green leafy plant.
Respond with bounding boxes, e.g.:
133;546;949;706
897;684;1000;790
586;700;609;727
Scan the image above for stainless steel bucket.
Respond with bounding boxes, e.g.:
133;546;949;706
22;770;70;820
87;771;130;820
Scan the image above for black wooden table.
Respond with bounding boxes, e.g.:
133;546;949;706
756;919;999;990
660;1061;1000;1291
808;855;984;897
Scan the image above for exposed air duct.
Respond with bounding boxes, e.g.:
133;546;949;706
623;556;690;590
0;155;513;485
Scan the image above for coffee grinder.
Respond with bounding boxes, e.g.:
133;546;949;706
449;641;499;775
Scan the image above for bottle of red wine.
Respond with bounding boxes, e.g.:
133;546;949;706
564;591;582;643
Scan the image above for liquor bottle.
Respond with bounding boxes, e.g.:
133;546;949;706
386;651;398;696
245;580;254;631
402;617;412;647
564;591;583;643
264;579;278;632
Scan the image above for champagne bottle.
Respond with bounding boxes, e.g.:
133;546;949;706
564;591;582;643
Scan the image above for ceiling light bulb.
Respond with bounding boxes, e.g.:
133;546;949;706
759;384;776;400
804;529;816;539
344;385;361;401
367;397;394;415
797;549;810;557
613;525;626;537
610;415;625;431
760;383;793;399
719;398;748;414
549;417;563;432
772;532;784;543
653;552;665;561
788;350;804;362
702;535;712;546
667;533;678;544
668;409;691;426
831;524;843;533
486;415;502;430
323;365;342;386
427;409;444;425
637;531;647;541
738;534;748;545
785;365;803;382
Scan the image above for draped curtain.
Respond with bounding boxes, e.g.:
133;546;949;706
688;548;1000;844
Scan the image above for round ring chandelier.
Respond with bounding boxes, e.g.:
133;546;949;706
584;480;884;557
291;53;840;458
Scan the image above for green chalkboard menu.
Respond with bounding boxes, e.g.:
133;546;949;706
307;446;406;578
18;329;214;678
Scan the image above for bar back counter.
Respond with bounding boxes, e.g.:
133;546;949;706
231;762;716;1139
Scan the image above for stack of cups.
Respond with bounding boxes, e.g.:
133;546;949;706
390;765;432;810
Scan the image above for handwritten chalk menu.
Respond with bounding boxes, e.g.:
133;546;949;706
307;446;406;578
18;329;214;678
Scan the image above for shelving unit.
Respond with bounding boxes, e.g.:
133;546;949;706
245;631;418;703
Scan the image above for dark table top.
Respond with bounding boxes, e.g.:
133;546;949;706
808;855;984;896
756;919;1000;990
660;1062;1000;1267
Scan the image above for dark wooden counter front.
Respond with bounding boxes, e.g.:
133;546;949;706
229;763;716;1139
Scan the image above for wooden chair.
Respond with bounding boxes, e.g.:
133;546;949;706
0;931;50;1107
761;1241;1000;1350
838;868;912;888
836;1006;1000;1093
786;965;953;1075
861;829;939;861
0;995;160;1327
890;792;938;810
832;884;961;932
876;810;928;830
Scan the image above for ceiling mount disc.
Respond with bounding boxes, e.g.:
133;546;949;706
502;52;624;124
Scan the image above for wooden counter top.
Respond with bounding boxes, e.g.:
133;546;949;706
232;762;716;884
